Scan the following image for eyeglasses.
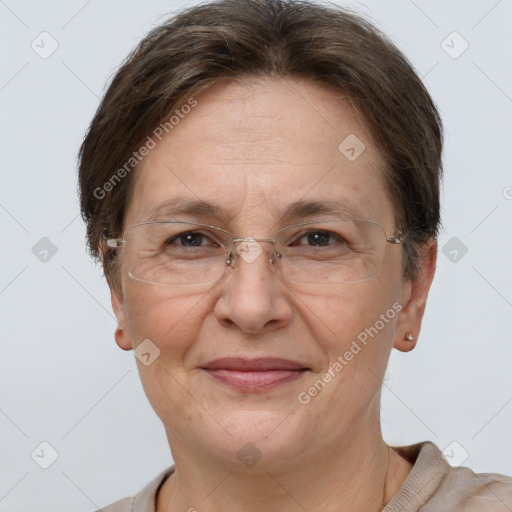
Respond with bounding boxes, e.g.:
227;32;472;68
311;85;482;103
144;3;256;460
105;219;403;286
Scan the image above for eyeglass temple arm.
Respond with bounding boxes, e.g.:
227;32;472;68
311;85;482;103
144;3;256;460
386;234;404;245
103;232;124;248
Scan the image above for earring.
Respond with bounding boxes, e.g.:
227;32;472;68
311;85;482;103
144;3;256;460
404;332;415;342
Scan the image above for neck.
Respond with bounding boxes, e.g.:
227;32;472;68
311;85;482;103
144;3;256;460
156;426;413;512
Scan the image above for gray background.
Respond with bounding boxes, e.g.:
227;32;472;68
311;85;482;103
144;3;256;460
1;0;511;510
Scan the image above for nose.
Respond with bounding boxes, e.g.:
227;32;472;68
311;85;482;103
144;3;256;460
213;239;292;334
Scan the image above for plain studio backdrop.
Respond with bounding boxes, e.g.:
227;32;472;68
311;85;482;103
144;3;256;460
0;0;511;510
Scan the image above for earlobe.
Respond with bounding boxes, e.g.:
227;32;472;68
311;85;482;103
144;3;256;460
393;239;437;352
400;331;417;351
110;286;133;351
101;234;134;351
114;325;132;351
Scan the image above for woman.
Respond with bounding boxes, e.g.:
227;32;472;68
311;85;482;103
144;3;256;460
78;0;512;510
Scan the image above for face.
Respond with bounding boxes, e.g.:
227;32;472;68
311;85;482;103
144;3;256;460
110;77;432;471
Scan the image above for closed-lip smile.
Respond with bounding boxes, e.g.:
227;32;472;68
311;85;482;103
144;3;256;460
200;357;310;391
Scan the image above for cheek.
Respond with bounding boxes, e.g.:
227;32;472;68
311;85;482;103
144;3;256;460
123;283;210;361
122;285;215;426
287;283;401;445
295;280;399;357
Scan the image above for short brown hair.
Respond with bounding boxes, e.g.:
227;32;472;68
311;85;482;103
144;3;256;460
78;0;443;293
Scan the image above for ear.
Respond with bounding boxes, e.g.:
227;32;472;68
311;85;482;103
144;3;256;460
394;239;437;352
110;286;133;351
100;237;133;352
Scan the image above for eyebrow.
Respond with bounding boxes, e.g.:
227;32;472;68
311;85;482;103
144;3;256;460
144;198;230;222
143;197;366;223
280;199;364;221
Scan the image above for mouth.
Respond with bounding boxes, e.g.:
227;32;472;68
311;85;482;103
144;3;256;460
200;357;310;392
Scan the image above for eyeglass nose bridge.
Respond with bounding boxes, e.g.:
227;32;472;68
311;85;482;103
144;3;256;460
225;237;282;268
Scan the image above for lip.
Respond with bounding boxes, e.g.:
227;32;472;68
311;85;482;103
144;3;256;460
200;358;310;392
202;357;309;371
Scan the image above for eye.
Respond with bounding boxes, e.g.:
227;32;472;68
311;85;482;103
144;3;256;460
291;230;346;247
167;231;220;248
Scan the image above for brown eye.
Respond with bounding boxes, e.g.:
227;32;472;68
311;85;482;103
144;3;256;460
292;230;346;247
166;231;221;249
306;231;331;246
173;232;207;247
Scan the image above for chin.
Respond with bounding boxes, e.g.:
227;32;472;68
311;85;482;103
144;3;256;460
195;408;312;472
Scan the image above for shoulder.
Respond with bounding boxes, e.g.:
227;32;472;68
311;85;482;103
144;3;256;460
431;465;512;511
92;466;175;512
387;441;512;511
97;496;134;512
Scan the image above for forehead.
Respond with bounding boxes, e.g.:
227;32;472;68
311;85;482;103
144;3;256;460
124;77;394;231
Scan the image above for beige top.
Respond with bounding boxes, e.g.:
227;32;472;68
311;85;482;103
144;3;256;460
97;441;512;511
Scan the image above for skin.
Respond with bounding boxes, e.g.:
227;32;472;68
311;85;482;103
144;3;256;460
107;77;437;512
